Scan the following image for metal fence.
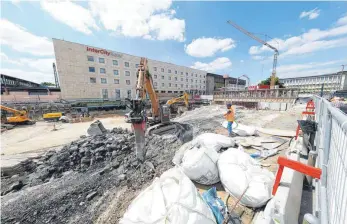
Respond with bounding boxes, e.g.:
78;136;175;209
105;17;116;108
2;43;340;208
314;96;347;224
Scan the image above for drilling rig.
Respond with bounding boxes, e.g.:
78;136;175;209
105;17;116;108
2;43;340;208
227;20;279;88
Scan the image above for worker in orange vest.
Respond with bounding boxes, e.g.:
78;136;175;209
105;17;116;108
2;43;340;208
224;103;235;137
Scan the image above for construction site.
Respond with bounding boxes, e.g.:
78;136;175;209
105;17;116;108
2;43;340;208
1;2;347;223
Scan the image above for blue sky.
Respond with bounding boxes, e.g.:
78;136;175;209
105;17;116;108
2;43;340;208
1;0;347;84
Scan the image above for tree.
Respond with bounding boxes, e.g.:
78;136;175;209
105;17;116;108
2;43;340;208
259;77;284;88
41;82;56;87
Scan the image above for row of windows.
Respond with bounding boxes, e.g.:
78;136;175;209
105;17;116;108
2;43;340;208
153;67;205;78
153;82;205;89
152;74;205;83
88;56;137;68
87;56;205;78
91;77;205;89
89;67;131;76
102;89;132;100
90;77;131;85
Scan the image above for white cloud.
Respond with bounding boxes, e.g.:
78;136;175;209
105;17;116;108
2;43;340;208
89;0;185;41
0;19;54;56
240;60;244;63
185;37;236;57
300;8;320;20
337;14;347;25
40;0;98;35
0;68;55;83
1;52;55;83
191;57;232;72
277;60;345;78
249;14;347;58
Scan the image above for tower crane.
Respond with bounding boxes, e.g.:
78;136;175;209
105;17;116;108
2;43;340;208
227;20;279;87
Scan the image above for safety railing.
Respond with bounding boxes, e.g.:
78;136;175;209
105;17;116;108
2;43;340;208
213;88;299;100
314;96;347;224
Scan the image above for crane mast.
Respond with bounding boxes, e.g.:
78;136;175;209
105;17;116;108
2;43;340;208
227;20;279;87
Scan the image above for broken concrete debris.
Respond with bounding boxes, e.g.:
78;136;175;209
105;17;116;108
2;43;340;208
1;125;184;224
87;120;107;136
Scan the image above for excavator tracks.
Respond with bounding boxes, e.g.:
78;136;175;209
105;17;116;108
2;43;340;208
147;122;193;143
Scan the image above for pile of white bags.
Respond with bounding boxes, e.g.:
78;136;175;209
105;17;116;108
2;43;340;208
222;121;258;136
191;133;236;151
120;168;217;224
174;145;220;185
173;133;235;185
217;149;275;207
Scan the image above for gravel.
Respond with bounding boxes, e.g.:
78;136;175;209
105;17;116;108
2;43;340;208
1;126;184;224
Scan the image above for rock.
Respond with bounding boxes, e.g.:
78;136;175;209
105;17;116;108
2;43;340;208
81;157;90;165
11;174;19;179
86;191;97;201
95;146;106;153
144;161;155;170
87;120;107;136
118;174;126;181
10;181;24;191
70;145;78;152
111;151;118;157
80;135;87;139
111;160;120;169
79;202;85;206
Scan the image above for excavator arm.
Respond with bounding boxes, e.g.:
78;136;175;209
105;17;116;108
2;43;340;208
0;105;26;116
166;92;189;108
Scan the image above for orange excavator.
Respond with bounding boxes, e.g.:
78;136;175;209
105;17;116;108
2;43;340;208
126;58;191;161
0;105;36;125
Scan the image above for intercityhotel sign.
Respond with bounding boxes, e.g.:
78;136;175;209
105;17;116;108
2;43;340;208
86;47;122;58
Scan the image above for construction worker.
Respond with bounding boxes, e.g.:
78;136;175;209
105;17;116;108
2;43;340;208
224;103;235;137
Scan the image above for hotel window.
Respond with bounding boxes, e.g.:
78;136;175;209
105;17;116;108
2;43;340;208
168;69;171;73
154;67;157;71
101;78;107;84
191;79;193;82
89;67;95;72
100;68;106;74
154;75;157;79
135;64;139;68
161;68;164;72
90;77;96;83
162;83;164;87
154;82;157;86
114;79;119;84
186;72;188;75
102;89;108;99
175;77;177;81
99;58;105;63
126;80;131;85
125;71;130;76
124;62;130;67
87;56;94;62
181;84;183;87
175;84;177;87
127;90;131;98
113;70;119;75
181;72;183;75
186;79;188;82
115;89;121;99
169;83;172;87
161;75;164;79
175;71;177;74
168;77;171;80
181;78;183;81
113;60;118;66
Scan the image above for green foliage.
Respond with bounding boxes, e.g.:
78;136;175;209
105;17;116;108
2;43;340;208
41;82;56;87
259;77;284;88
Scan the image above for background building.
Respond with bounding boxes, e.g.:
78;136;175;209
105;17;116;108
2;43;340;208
53;39;207;100
1;74;61;103
280;71;347;93
206;73;246;95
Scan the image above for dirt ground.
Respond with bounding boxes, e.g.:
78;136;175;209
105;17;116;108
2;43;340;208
0;105;303;224
1;116;131;168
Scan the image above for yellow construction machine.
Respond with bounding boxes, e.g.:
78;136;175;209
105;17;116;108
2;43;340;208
166;92;190;115
125;58;192;161
0;105;36;125
43;112;63;121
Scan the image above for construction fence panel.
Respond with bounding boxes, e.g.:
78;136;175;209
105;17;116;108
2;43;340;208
314;96;347;224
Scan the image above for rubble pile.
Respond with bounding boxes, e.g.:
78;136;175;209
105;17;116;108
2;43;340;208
1;127;184;224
